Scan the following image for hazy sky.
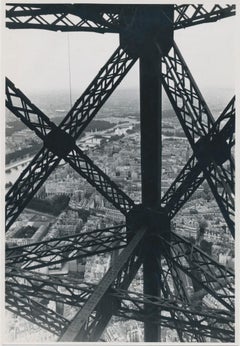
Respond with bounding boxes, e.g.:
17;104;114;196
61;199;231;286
4;14;236;96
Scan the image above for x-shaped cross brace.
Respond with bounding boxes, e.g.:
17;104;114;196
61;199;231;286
6;42;235;238
5;39;235;341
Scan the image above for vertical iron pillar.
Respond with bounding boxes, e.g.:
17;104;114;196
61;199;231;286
120;5;174;341
140;46;162;342
140;48;162;207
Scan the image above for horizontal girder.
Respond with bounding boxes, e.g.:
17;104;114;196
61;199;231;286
6;4;122;33
6;4;235;32
6;225;127;270
6;288;69;336
6;266;234;342
117;306;233;342
174;4;235;29
7;227;234;309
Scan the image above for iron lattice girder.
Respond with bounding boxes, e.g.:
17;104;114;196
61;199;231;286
6;4;235;32
6;77;134;215
114;292;233;341
6;227;234;310
6;269;234;342
6;289;233;342
174;4;235;29
6;227;144;340
160;42;214;144
59;227;146;341
76;238;143;341
160;42;234;235
58;46;137;138
5;46;137;230
159;247;202;342
161;96;235;219
117;308;233;342
160;231;234;312
6;225;127;270
4;4;235;340
71;237;143;341
5;147;59;231
65;146;134;214
6;3;122;33
6;227;235;341
6;288;69;336
162;155;204;218
156;258;192;341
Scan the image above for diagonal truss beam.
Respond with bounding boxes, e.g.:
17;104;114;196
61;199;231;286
6;46;137;230
160;42;234;235
174;4;236;30
6;225;127;270
159;251;203;341
59;226;146;341
6;268;234;342
6;147;59;231
6;78;134;216
161;97;235;220
6;228;143;340
6;225;234;340
64;146;134;214
159;231;234;312
162;155;203;218
6;288;69;336
7;227;234;312
4;6;235;342
78;238;143;341
6;269;96;307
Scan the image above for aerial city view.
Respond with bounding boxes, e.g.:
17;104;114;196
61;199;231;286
5;87;234;342
4;3;235;344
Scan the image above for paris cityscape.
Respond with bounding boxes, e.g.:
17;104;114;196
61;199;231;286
5;86;234;343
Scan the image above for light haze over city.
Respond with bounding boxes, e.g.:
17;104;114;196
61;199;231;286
5;16;235;96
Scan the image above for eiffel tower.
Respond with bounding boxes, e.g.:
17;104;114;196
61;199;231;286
5;4;235;342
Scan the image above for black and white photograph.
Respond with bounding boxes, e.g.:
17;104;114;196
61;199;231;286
2;1;238;344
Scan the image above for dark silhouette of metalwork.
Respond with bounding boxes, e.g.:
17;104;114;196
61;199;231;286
5;4;235;342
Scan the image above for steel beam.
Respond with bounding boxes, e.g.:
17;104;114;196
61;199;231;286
6;225;127;270
6;269;234;342
160;42;234;235
6;78;134;216
80;244;143;341
6;288;69;336
160;231;234;312
160;253;203;341
174;4;236;30
139;46;162;341
6;4;236;32
116;306;234;342
6;4;121;33
59;227;146;341
5;4;235;342
161;97;235;220
6;46;137;229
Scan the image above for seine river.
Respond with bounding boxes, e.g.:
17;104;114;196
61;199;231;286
5;158;31;186
5;127;186;188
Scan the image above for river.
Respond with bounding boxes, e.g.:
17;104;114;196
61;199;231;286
5;126;186;187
